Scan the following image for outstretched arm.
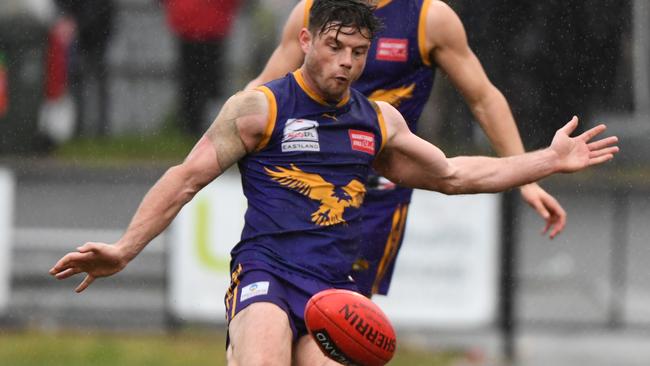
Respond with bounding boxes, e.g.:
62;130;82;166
373;102;618;195
244;0;308;89
426;1;566;236
49;90;270;292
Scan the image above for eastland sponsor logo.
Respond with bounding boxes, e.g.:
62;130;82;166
282;118;320;152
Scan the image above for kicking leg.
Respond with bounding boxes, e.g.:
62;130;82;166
228;302;293;366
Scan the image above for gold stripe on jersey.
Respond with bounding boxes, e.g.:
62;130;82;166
376;0;393;9
371;203;408;295
372;102;388;153
293;70;350;107
304;0;313;28
418;0;433;66
254;86;278;151
368;83;416;108
225;264;243;321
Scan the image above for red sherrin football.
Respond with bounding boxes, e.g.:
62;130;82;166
305;289;397;366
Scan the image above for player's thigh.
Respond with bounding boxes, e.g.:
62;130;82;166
293;334;343;366
228;302;293;366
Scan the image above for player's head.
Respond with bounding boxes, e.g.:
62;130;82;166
299;0;382;103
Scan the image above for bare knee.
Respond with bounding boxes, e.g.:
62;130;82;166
228;303;293;366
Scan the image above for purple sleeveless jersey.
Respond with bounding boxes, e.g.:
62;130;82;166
231;71;387;284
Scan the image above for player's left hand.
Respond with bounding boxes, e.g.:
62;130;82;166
519;183;566;239
550;116;619;173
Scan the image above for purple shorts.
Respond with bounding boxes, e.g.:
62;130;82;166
224;260;358;340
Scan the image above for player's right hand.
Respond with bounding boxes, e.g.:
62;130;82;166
49;242;127;293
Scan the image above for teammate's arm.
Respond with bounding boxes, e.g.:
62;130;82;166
373;102;618;194
425;1;567;236
244;1;308;89
49;90;270;292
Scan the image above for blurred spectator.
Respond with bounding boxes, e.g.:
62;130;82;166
55;0;115;138
163;0;242;137
0;0;56;154
38;16;76;146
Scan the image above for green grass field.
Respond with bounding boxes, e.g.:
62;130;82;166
0;329;466;366
52;130;196;165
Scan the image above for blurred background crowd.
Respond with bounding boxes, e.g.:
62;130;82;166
0;0;644;155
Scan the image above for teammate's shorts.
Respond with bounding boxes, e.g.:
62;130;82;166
353;192;411;297
224;259;358;340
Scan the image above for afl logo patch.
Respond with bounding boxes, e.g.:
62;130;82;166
282;118;320;152
376;38;408;62
349;130;375;155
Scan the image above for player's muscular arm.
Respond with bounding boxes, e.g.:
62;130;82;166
373;102;453;192
49;91;269;292
374;102;617;195
426;1;568;237
115;90;268;261
245;1;308;89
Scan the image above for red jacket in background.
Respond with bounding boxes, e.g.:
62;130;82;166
164;0;241;41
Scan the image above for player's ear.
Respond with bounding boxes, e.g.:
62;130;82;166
299;28;313;54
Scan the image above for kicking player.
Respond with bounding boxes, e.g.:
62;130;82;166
50;1;617;364
246;0;567;297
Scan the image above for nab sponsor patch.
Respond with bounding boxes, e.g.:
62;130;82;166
240;281;270;302
349;130;375;155
282;118;320;152
376;38;408;62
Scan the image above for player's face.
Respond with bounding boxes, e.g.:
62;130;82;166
302;25;371;103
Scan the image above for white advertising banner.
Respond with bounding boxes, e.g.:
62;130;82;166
168;172;246;322
169;172;500;328
0;168;14;314
374;191;500;328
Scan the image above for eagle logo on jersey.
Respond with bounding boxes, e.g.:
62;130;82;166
264;164;366;226
368;83;415;107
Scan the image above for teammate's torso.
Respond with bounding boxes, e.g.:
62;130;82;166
353;0;436;132
233;71;386;282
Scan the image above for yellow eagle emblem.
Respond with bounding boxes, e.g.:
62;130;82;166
264;164;366;226
368;83;415;107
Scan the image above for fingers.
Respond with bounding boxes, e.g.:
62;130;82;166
589;153;615;166
541;214;565;239
541;197;566;239
547;213;566;239
589;146;619;159
54;267;82;280
558;116;579;135
49;251;89;275
578;124;607;142
520;184;567;239
587;135;618;150
49;242;103;276
586;134;619;166
77;242;101;254
49;242;109;293
75;275;95;293
529;199;550;221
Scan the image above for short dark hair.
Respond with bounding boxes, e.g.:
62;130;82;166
309;0;382;40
